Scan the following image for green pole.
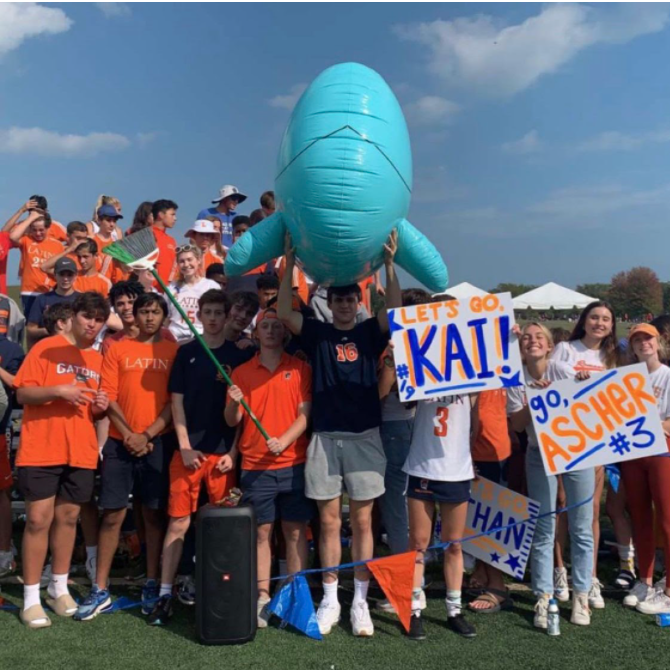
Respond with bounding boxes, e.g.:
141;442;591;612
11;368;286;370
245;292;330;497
151;269;270;440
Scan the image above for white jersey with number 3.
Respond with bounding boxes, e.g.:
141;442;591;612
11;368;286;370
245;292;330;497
403;395;474;482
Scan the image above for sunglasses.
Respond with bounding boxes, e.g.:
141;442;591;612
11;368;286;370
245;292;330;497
176;243;198;254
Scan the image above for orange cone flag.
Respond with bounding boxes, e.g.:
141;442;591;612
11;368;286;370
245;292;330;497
368;550;418;632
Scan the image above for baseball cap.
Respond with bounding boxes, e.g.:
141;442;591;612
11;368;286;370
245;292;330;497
55;257;77;275
628;324;660;342
97;204;123;219
211;185;247;205
255;308;281;329
186;219;219;237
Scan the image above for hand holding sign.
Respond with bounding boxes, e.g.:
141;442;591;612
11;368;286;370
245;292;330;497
527;363;667;475
388;293;523;402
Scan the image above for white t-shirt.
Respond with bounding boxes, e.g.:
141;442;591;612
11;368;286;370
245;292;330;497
167;278;220;343
648;364;670;421
403;395;473;482
552;340;606;373
507;361;574;449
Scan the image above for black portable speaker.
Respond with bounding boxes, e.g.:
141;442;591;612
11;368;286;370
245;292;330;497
196;504;257;645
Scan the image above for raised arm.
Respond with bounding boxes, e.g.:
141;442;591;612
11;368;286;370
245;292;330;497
9;210;41;243
377;230;400;334
3;200;38;233
277;233;303;336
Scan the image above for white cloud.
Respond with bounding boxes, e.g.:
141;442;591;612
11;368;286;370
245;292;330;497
404;96;460;127
0;3;72;57
394;4;669;97
95;3;131;18
577;129;670;152
502;130;542;155
0;127;131;157
268;83;308;110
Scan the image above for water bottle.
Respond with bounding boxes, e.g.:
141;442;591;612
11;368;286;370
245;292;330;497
547;598;560;636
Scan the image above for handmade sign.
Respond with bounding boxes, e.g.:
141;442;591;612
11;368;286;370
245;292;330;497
388;293;522;402
462;477;539;580
527;363;667;476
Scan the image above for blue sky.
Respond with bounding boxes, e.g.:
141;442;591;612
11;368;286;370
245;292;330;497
1;2;670;290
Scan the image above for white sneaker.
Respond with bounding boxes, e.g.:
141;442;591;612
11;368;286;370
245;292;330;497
316;599;341;635
375;598;396;614
623;581;654;608
85;556;96;585
588;578;605;609
534;594;550;629
257;597;271;628
654;576;666;592
350;601;374;637
570;592;591;626
554;567;569;602
636;590;670;615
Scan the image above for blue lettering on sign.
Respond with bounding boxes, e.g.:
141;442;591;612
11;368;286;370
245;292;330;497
471;502;491;531
626;416;655;449
470;504;525;551
504;520;525;551
407;325;443;387
444;323;475;382
467;318;495;380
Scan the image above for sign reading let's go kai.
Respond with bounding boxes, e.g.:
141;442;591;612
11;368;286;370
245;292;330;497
388;293;523;402
527;363;668;476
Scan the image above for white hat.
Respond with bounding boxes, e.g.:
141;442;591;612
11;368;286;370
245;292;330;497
187;219;219;236
211;184;247;204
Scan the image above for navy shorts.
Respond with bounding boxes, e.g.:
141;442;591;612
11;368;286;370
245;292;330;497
17;465;94;504
240;463;316;525
474;459;508;486
99;434;175;510
406;475;471;504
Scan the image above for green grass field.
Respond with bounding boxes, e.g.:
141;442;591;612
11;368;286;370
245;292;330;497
1;563;668;670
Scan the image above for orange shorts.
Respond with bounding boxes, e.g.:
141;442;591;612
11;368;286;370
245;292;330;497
0;436;11;491
168;451;235;518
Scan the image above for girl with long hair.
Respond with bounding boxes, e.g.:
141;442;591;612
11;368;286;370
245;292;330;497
508;323;595;628
127;201;154;236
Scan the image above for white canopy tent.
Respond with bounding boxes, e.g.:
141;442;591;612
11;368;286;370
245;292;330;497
513;282;597;310
433;282;488;300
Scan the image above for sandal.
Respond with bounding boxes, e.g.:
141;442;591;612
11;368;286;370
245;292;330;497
20;604;52;629
468;589;513;614
46;593;78;617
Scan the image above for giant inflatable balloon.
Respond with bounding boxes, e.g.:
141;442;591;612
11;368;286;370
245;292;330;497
225;62;448;292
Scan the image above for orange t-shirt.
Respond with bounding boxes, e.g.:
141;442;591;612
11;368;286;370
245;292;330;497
358;276;374;314
152;227;177;290
202;249;224;273
94;234;115;279
230;353;312;471
18;236;62;294
14;334;103;469
101;338;178;438
74;272;112;297
472;389;512;462
48;221;67;242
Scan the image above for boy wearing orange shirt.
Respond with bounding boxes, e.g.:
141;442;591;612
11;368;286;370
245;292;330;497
9;209;62;317
75;293;178;621
225;308;313;626
73;239;112;298
151;200;178;290
14;292;110;628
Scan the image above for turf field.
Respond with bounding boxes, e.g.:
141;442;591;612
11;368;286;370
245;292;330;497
1;567;668;670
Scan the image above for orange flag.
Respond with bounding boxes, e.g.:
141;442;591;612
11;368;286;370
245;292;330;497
368;550;418;632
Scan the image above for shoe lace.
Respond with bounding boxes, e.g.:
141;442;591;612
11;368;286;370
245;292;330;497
82;588;102;606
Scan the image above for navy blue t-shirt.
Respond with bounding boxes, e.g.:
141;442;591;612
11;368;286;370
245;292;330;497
28;290;81;328
301;317;388;434
168;339;255;454
0;336;25;433
196;208;237;249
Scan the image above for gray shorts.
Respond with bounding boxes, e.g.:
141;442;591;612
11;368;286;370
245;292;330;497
305;428;386;501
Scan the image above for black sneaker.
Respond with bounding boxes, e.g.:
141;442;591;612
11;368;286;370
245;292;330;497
407;610;426;641
148;595;174;626
447;614;476;638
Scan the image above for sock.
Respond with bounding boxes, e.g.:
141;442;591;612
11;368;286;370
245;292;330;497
23;583;42;611
618;543;635;570
323;579;339;606
47;573;69;600
411;588;423;611
86;546;98;563
446;590;462;618
159;583;173;598
353;578;369;606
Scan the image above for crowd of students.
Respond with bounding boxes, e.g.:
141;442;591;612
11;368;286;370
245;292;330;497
0;188;669;643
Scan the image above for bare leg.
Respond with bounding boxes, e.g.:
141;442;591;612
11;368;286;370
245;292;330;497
50;499;80;575
159;515;190;587
317;498;342;585
95;508;127;589
282;520;309;575
439;501;468;592
142;506;167;581
22;498;55;586
349;499;375;582
408;498;433;590
257;522;274;600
